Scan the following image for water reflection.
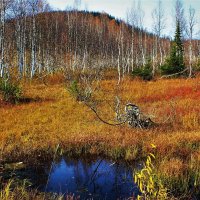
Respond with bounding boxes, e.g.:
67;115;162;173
45;158;139;199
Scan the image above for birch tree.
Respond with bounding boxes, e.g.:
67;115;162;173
11;0;28;77
127;0;145;69
152;0;166;70
127;0;137;71
27;0;38;78
0;0;6;77
117;24;122;84
27;0;48;77
137;1;145;66
186;6;196;77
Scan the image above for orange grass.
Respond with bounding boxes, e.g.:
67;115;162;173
0;77;200;161
0;75;200;198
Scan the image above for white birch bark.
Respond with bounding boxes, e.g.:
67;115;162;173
0;0;5;77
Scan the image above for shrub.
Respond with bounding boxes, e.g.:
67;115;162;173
160;57;185;76
68;80;92;102
0;78;22;104
134;145;168;199
132;62;153;81
194;59;200;72
68;80;79;100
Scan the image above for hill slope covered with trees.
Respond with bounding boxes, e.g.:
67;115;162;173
1;0;200;80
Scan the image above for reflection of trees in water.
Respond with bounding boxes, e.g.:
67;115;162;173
113;164;133;197
76;159;132;196
74;161;86;190
82;161;90;184
47;157;136;198
73;159;103;193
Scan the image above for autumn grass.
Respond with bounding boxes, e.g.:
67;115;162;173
0;179;68;200
0;75;200;198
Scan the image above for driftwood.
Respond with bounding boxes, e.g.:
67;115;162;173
85;101;127;126
125;103;155;129
160;68;188;79
85;101;155;129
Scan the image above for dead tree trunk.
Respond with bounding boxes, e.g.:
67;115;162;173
125;103;155;128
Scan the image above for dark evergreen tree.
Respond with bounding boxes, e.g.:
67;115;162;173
132;58;153;81
161;20;185;75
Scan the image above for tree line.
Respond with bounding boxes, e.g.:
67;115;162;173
0;0;200;81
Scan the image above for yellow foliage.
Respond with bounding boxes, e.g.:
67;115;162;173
134;148;168;200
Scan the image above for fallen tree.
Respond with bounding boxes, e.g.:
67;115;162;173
84;99;155;128
67;69;155;129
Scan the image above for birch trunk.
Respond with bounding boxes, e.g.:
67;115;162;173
0;0;5;77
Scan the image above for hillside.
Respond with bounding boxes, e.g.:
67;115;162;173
3;9;171;77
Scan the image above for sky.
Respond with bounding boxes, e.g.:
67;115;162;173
47;0;200;38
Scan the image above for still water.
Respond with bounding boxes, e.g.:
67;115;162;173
44;157;139;199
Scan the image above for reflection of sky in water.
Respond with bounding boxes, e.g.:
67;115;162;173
45;158;139;199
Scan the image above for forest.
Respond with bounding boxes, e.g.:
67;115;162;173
0;0;200;80
0;0;200;199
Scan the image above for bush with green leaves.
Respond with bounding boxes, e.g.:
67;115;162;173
68;80;79;97
194;59;200;72
68;80;92;102
0;78;22;104
132;61;153;81
160;53;185;76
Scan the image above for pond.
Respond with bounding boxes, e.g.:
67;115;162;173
43;157;140;199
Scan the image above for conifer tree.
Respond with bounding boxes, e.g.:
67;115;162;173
161;20;185;75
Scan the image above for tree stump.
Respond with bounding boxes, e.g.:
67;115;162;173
125;103;154;128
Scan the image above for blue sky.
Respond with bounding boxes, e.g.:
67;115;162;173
47;0;200;37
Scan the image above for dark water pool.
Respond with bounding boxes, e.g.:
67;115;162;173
43;158;139;199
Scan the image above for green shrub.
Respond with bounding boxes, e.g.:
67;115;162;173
132;62;153;81
68;80;92;102
194;59;200;72
160;57;185;76
0;78;22;104
68;80;79;99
